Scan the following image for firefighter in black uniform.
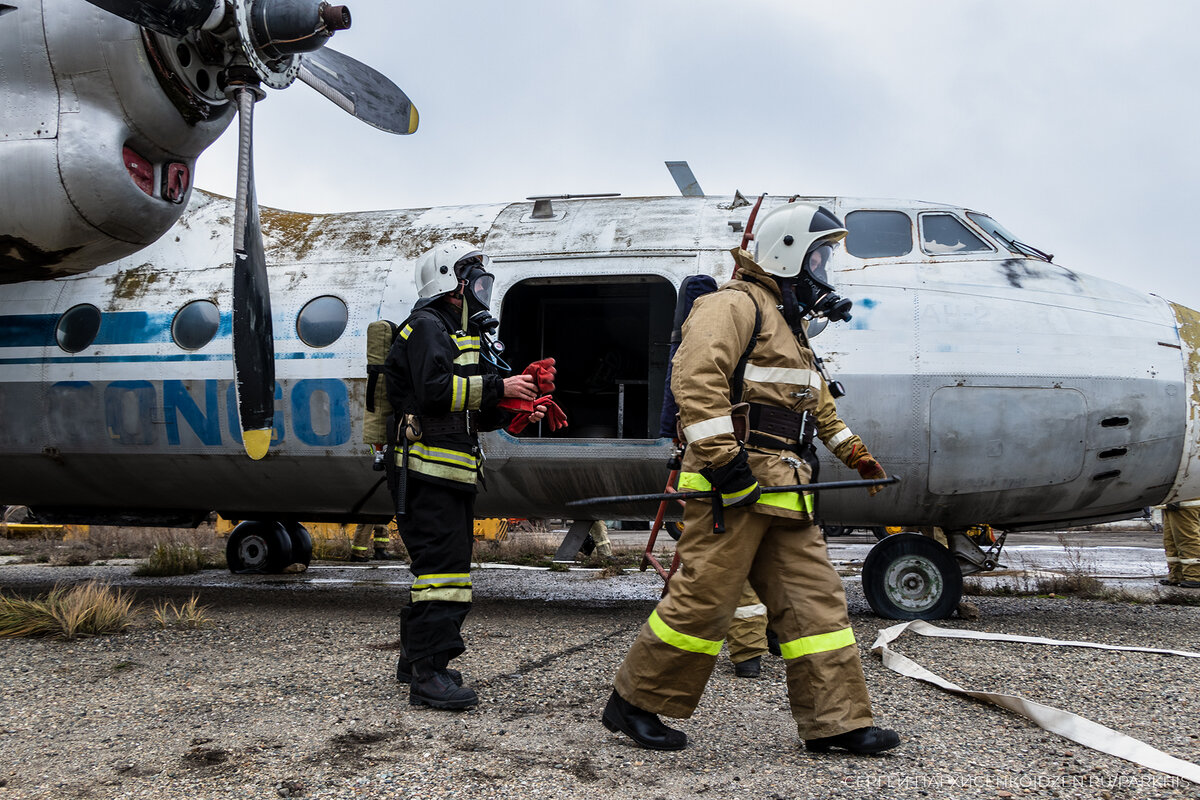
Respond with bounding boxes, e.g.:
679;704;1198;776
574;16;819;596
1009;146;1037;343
385;241;548;710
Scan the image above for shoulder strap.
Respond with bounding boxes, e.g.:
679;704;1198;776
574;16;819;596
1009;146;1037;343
730;296;762;404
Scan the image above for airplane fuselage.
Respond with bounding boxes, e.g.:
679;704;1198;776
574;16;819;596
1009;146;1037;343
0;191;1196;530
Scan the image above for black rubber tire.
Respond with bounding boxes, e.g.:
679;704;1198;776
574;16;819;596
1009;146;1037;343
822;525;850;538
870;526;888;541
862;532;962;620
226;521;293;574
284;522;313;566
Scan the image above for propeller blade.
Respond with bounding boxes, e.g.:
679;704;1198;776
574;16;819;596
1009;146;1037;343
298;47;419;135
80;0;220;38
230;86;276;461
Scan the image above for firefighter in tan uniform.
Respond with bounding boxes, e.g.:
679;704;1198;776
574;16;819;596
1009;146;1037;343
1161;500;1200;588
602;202;900;754
727;581;769;677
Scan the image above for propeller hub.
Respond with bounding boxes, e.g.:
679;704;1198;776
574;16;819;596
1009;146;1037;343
251;0;351;60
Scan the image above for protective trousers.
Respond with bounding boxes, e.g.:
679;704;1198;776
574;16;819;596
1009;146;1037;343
1163;506;1200;583
352;523;390;557
727;581;768;664
613;500;873;739
396;476;474;664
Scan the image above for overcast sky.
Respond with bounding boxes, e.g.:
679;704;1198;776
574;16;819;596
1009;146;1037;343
196;0;1200;310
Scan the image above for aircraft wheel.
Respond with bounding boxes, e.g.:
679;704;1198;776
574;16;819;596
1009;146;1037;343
284;522;313;566
862;533;962;620
226;521;293;574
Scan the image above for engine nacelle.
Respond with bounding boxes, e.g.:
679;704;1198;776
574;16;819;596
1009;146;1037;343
0;0;233;283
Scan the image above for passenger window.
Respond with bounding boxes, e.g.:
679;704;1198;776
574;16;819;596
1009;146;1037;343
845;211;913;258
172;300;220;350
296;296;348;348
55;304;102;353
920;213;993;255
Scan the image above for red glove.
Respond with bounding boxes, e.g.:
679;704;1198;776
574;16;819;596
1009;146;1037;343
523;358;557;393
506;396;568;434
537;396;568;431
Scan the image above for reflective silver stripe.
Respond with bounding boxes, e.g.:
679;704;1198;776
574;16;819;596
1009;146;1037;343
828;427;854;448
1161;499;1200;510
743;364;821;390
682;415;734;443
450;376;468;412
733;603;767;619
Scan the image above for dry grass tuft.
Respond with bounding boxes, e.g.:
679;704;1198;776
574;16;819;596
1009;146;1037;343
151;594;211;629
0;581;135;639
133;543;224;577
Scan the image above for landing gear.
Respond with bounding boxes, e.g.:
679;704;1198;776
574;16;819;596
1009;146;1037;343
226;520;293;574
862;533;962;620
283;522;313;567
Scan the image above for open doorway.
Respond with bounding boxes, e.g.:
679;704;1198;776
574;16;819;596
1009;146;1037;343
499;275;676;439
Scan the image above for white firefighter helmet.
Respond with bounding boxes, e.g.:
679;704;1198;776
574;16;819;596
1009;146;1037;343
414;240;486;300
753;202;848;278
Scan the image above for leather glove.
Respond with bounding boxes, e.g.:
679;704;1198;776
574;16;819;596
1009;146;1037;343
524;358;557;393
848;444;888;497
700;449;761;508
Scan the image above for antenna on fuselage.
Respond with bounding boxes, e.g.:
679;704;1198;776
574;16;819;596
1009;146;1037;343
666;161;704;197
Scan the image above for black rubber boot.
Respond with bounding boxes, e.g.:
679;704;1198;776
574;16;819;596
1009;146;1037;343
733;655;761;678
409;658;478;710
374;548;398;561
766;628;781;657
349;552;370;563
396;654;462;686
805;726;901;754
601;690;686;751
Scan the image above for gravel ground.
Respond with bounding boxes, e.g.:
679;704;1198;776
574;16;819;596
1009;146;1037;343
1;563;1198;800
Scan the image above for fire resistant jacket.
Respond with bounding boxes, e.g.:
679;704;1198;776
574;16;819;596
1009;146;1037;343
673;248;874;519
384;301;509;492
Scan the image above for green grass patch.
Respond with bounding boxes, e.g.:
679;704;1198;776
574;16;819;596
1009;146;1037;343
133;543;224;576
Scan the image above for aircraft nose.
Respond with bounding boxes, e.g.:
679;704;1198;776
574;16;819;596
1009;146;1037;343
1166;300;1200;502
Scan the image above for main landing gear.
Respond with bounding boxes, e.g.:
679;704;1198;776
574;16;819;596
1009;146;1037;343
861;527;1005;620
225;520;313;574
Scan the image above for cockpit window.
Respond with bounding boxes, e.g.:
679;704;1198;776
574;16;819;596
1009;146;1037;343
845;210;913;258
967;212;1053;261
920;213;993;255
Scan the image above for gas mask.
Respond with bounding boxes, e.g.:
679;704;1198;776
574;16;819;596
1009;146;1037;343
455;256;510;371
779;243;853;333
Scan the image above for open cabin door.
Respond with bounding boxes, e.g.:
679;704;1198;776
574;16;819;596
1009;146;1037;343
499;275;676;440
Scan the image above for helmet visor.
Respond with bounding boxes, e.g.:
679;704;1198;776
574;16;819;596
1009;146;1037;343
467;270;494;310
804;244;836;290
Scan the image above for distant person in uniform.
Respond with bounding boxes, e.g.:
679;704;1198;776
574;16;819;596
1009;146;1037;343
1161;501;1200;588
727;582;769;678
350;522;396;562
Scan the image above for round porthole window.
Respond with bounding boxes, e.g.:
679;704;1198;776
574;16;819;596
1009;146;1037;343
296;295;348;348
55;304;102;353
172;299;221;350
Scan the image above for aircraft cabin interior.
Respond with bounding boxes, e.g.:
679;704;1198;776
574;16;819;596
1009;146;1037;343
499;276;675;440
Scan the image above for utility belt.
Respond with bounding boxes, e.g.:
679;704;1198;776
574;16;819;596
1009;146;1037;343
745;402;816;455
415;411;480;438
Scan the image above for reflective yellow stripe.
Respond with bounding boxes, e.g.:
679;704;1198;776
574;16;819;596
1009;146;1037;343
454;351;480;366
399;324;414;341
678;471;712;492
758;490;813;513
452;334;481;350
721;481;759;507
647;610;723;656
412;573;472;603
351;545;369;552
406;443;479;484
778;627;856;659
467;375;483;410
679;472;809;512
413;572;472;587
